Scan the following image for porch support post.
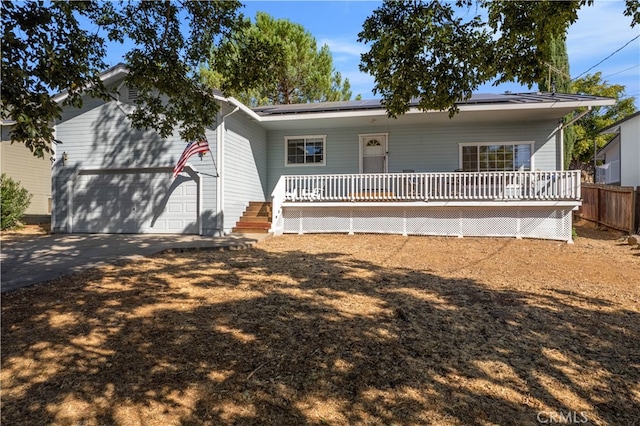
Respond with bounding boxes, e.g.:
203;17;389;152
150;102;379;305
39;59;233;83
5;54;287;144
67;179;74;233
565;209;574;244
348;209;354;235
298;209;303;235
559;122;565;171
197;171;203;236
402;209;408;237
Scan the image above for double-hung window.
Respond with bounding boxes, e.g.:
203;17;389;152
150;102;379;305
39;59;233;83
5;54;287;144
460;142;533;172
285;135;326;166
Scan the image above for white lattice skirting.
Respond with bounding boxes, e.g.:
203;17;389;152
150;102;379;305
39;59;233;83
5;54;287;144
281;205;574;242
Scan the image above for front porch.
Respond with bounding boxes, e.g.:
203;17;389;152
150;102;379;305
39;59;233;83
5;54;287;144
271;171;581;242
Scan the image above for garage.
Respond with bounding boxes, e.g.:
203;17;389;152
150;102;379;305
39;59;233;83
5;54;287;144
71;168;198;234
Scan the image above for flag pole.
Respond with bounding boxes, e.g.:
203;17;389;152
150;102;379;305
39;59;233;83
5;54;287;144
210;151;219;177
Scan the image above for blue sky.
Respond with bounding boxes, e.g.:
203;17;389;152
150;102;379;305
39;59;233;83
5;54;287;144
240;0;640;106
106;1;640;107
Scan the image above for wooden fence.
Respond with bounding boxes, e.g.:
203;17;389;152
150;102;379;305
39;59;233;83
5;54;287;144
577;184;639;234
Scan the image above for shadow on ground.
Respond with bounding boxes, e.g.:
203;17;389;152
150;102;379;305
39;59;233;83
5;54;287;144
1;242;638;425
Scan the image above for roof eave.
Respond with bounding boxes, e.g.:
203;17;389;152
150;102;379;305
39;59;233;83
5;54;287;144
257;98;616;123
456;98;616;112
52;63;129;104
213;95;263;122
598;110;640;135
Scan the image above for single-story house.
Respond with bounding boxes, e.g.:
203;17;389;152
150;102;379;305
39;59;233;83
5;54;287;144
596;111;640;187
51;63;615;242
1;120;53;224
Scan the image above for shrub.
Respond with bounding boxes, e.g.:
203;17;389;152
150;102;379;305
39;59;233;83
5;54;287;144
1;173;32;230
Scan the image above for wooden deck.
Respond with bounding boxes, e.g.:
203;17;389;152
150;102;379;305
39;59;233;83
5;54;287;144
269;171;582;242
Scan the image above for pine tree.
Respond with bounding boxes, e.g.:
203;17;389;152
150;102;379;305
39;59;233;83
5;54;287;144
202;12;354;107
538;35;575;170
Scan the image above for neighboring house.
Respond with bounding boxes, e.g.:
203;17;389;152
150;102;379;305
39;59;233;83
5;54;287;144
1;120;53;224
596;111;640;187
51;64;615;242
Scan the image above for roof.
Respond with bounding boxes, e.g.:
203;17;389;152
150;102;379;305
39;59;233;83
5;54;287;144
252;92;615;117
596;111;640;155
52;63;130;104
49;63;616;128
598;110;640;134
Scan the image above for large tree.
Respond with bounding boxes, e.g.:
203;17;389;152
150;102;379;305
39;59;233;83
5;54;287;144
202;12;354;107
1;0;245;157
358;0;639;118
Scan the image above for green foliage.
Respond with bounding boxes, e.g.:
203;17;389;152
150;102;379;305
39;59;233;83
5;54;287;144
569;73;637;164
536;35;576;170
359;0;494;117
564;125;577;170
1;1;245;157
1;173;32;231
358;0;639;117
203;12;353;107
538;35;571;93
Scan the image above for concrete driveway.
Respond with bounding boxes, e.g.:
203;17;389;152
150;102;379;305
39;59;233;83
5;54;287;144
1;233;268;293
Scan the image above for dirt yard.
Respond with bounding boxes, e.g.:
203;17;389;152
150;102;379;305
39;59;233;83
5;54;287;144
2;221;639;425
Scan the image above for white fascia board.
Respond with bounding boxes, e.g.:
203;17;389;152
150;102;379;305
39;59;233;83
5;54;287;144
52;64;129;104
213;94;262;122
256;98;616;124
599;124;622;135
454;98;616;113
258;108;389;123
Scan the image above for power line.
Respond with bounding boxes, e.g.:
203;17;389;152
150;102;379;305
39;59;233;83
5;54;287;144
572;34;640;81
602;64;639;79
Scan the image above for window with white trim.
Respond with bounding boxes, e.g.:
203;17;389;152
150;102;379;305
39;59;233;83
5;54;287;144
285;136;326;166
460;143;533;171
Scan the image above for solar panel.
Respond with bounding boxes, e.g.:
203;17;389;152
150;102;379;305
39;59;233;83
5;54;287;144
252;92;612;115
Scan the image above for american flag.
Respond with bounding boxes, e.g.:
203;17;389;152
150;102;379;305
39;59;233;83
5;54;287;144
172;139;210;178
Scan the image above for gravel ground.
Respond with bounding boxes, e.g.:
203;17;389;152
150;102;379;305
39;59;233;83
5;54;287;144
1;220;638;425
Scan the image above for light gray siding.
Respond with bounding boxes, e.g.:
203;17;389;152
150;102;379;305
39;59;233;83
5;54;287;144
620;115;640;187
221;106;267;233
266;118;560;194
52;92;220;234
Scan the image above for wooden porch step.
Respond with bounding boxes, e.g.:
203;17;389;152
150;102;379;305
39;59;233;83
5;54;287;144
232;223;271;233
237;216;273;223
233;224;271;233
243;204;272;216
234;221;271;228
234;201;272;234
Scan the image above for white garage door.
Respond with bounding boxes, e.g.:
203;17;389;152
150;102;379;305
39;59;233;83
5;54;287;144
72;170;198;234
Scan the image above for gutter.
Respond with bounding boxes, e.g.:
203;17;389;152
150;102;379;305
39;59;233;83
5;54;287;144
213;94;262;121
215;104;240;236
555;106;592;171
563;106;592;128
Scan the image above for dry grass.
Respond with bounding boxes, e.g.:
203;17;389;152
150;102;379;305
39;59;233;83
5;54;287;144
1;222;51;240
2;221;639;425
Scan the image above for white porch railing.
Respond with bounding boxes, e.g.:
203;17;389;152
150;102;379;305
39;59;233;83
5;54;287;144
596;160;621;184
271;171;581;233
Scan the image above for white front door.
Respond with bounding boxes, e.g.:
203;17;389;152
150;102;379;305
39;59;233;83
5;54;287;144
360;134;387;173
